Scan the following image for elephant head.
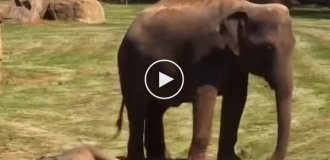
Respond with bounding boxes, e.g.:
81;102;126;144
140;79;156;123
221;2;295;159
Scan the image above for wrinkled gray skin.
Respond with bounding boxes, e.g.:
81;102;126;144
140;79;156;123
117;0;295;159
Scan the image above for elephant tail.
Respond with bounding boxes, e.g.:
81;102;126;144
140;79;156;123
114;99;125;138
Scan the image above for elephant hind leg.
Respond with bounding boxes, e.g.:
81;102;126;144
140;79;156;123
126;100;147;160
145;103;169;160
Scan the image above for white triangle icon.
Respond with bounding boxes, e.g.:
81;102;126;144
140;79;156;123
159;72;174;88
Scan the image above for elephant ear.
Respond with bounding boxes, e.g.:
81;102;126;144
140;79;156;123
220;12;248;56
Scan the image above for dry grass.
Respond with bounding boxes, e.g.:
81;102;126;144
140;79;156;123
0;4;329;160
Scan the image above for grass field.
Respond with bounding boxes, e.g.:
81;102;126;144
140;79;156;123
0;3;330;160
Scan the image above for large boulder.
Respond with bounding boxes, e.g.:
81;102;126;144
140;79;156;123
0;0;37;23
46;0;106;23
0;0;105;24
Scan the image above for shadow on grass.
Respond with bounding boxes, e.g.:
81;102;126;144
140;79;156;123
291;7;330;19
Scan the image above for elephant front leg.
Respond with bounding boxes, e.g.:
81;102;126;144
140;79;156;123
189;85;217;160
217;74;248;160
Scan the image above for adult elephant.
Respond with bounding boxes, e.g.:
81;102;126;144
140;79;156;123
116;0;295;159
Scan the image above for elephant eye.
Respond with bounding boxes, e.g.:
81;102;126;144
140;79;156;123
264;44;275;52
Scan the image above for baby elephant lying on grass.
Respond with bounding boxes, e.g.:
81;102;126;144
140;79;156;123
36;145;119;160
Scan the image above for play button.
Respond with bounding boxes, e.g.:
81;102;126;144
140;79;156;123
159;72;174;88
144;59;184;100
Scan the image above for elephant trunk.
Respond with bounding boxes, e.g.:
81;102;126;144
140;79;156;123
274;83;292;159
271;55;293;159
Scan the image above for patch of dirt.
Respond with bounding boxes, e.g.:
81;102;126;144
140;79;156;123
1;69;63;86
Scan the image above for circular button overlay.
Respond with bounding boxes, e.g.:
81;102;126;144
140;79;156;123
144;59;184;100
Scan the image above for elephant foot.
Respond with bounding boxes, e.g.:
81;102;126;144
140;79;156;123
146;157;166;160
188;153;206;160
115;156;127;160
220;154;241;160
266;153;285;160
